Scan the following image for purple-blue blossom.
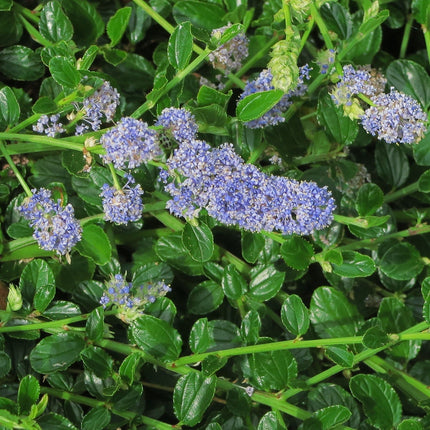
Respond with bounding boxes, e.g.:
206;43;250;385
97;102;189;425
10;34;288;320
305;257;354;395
361;89;428;144
100;175;144;224
33;114;65;137
156;107;199;142
100;117;161;169
18;188;82;255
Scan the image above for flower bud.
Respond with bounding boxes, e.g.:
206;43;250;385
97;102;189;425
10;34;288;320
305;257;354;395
7;284;22;311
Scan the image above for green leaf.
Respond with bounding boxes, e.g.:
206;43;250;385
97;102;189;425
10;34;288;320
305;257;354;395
173;1;225;30
81;407;110;430
303;405;352;430
310;286;362;338
119;353;143;386
206;319;241;351
32;96;57;114
240;310;261;345
258;411;284;430
173;373;216;426
197;85;232;109
33;279;55;313
168;22;193;70
0;351;11;378
355;183;383;216
43;301;81;319
350;374;402;430
131;315;182;361
189;318;213;353
418;170;430;192
248;349;297;390
280;237;314;270
202;355;228;376
358;9;389;34
0;45;44;81
226;387;251;418
375;142;410;188
81;346;113;378
80;45;99;71
237;90;284;122
0;0;12;11
0;86;20;128
37;412;77;429
332;251;376;278
75;224;112;265
412;0;430;25
49;56;80;88
101;47;127;66
19;259;55;310
398;418;424;430
187;280;224;314
320;3;353;39
221;265;247;300
248;264;285;302
386;60;430;109
18;375;40;415
379;243;424;281
317;92;358;146
39;1;73;43
281;294;310;336
241;230;265;264
107;7;132;47
325;346;354;367
85;307;104;342
362;326;390;349
30;332;86;374
414;132;430;166
182;222;214;263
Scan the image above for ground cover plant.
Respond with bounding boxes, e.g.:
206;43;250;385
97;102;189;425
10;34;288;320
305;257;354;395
1;0;430;428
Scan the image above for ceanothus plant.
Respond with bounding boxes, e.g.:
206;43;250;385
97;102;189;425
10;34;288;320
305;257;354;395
1;0;430;429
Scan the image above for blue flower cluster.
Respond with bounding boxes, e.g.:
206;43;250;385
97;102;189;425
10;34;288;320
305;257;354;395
158;108;335;235
75;80;120;135
18;188;82;255
100;117;161;169
361;89;428;144
239;65;311;128
33;114;65;137
156;107;199;143
100;274;171;322
209;24;249;75
100;175;144;224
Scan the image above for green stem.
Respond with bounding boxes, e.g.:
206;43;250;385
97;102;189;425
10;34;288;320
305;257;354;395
299;16;315;54
0;141;32;196
400;14;413;58
0;133;85;152
13;3;39;24
384;181;419;203
131;48;210;118
18;14;53;47
357;92;376;106
424;25;430;66
108;163;122;190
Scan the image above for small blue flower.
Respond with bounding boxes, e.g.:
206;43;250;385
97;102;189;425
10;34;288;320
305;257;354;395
100;117;161;169
156;107;198;143
100;175;144;224
361;89;428;144
18;188;82;255
33;114;65;137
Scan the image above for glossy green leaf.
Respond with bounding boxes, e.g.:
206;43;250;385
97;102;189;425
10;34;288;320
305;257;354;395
310;286;362;338
418;170;430;192
325;346;354;367
75;224;111;265
362;326;390;349
398;418;423;430
85;307;104;342
0;0;12;11
39;1;73;43
37;412;77;429
30;332;86;374
33;279;55;313
43;301;81;319
18;375;40;415
206;319;241;351
317;92;358;146
79;45;99;70
189;318;213;353
0;351;11;378
320;3;353;39
248;264;285;302
241;231;265;264
303;405;352;430
131;314;182;361
201;355;228;376
173;1;225;30
81;347;113;378
168;22;193;70
350;374;402;430
375;141;409;188
119;353;143;386
197;85;232;108
258;411;284;430
222;264;247;300
182;222;214;263
379;242;424;281
280;237;314;270
386;60;430;108
237;90;284;122
332;251;376;278
0;86;19;128
248;349;297;390
81;407;110;430
107;7;131;47
414;131;430;166
358;9;389;34
0;45;44;81
356;183;383;216
32;96;57;114
187;280;224;314
281;294;310;336
49;56;80;88
240;310;261;345
226;387;251;418
412;0;430;25
173;373;216;426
